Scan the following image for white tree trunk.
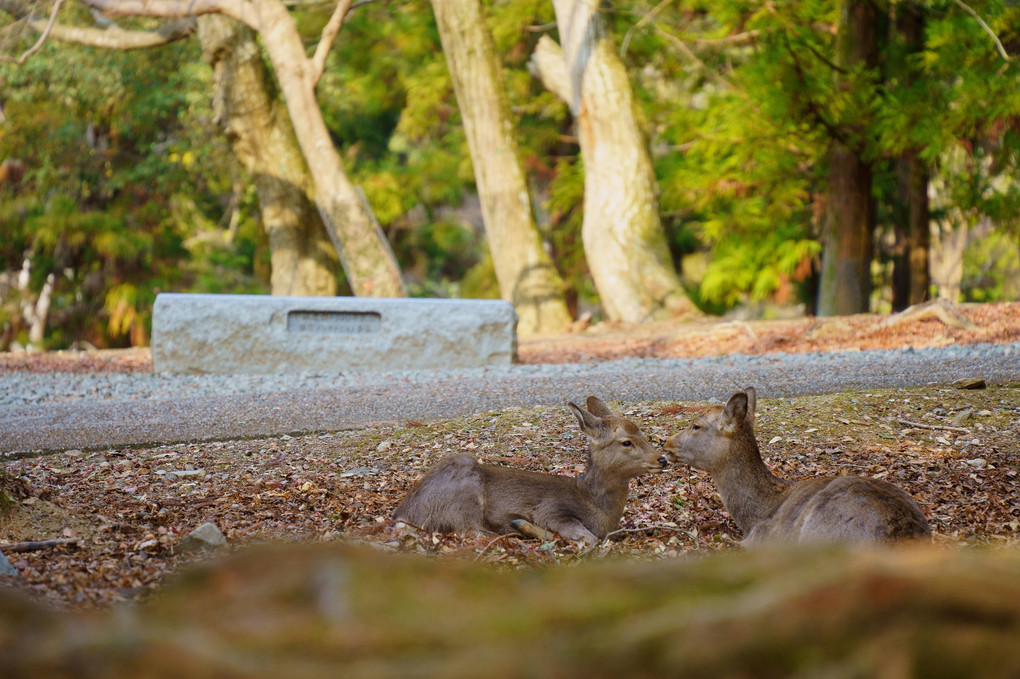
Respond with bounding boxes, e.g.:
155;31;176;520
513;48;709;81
530;1;697;322
198;14;339;297
253;2;405;297
432;0;571;335
78;0;407;298
930;217;968;303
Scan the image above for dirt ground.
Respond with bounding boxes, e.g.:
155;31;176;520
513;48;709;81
2;300;1019;608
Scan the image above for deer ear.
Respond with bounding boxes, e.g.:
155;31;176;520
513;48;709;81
567;401;607;438
722;391;748;434
585;396;613;418
743;386;757;425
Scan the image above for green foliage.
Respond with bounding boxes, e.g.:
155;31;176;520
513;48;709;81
398;218;487;298
626;0;1020;310
317;1;483;289
0;26;265;350
459;250;501;300
962;224;1020;302
3;0;1019;350
545;157;598;312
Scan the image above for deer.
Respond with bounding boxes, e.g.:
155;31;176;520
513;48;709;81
664;387;931;546
392;396;668;544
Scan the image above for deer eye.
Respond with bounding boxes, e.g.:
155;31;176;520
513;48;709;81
691;424;700;431
621;440;633;447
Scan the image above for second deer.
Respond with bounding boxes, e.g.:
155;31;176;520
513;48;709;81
664;387;931;546
393;396;667;544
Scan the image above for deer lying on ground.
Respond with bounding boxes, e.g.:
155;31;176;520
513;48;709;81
393;397;668;544
664;387;931;546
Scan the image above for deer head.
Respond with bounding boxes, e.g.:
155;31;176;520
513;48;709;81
664;387;757;474
567;396;667;477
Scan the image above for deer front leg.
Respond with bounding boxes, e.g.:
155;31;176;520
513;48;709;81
549;520;600;545
511;517;599;545
509;518;557;541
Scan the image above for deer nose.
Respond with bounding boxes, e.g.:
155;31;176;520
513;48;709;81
657;456;668;469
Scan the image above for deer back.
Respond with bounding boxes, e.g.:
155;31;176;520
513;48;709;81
392;455;487;534
750;475;932;545
667;387;931;546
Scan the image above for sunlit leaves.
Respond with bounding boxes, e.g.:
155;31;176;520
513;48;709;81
0;22;257;349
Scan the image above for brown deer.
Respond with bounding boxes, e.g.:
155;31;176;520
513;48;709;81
664;387;931;546
393;396;668;544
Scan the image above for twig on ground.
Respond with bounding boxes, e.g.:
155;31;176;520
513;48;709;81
896;419;972;433
1;537;80;553
605;523;684;538
473;533;516;561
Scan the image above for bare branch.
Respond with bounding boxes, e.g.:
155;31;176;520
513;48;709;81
0;537;80;552
653;23;754;106
0;0;196;53
952;0;1012;62
528;35;572;105
895;418;972;434
349;0;382;11
13;0;65;64
76;0;256;27
310;0;353;87
782;36;851;149
691;29;760;47
50;18;195;48
620;0;670;58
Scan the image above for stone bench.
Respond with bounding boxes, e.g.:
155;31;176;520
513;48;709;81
151;294;517;374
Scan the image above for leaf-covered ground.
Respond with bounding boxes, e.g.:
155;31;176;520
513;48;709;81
2;301;1019;609
3;385;1019;609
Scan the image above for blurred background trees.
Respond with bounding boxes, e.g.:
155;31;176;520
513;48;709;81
1;0;1018;350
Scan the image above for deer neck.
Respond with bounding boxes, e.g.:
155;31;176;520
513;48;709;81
712;427;790;533
578;457;631;523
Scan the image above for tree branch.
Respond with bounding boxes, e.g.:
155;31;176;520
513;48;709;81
76;0;257;29
895;418;971;433
0;0;196;52
528;35;572;105
653;23;744;96
952;0;1012;62
782;36;852;149
309;0;353;87
691;30;760;47
619;0;670;58
11;0;64;64
52;18;195;49
0;537;80;552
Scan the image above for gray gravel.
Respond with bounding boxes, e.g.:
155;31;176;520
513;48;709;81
2;342;1019;456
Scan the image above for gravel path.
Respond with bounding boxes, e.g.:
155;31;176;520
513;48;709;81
3;341;1019;456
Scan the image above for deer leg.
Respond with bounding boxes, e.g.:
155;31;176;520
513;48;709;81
550;522;600;545
510;518;598;544
510;519;557;541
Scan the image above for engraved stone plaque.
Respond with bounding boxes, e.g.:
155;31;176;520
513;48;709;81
151;294;516;374
287;310;381;334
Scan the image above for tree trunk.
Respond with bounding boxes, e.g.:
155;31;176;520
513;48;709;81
530;1;698;323
431;0;571;336
251;0;405;298
197;15;339;297
892;149;931;309
817;0;879;316
931;217;968;302
68;0;407;297
890;6;930;311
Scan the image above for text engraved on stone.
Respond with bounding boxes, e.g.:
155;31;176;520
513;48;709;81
287;310;382;334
